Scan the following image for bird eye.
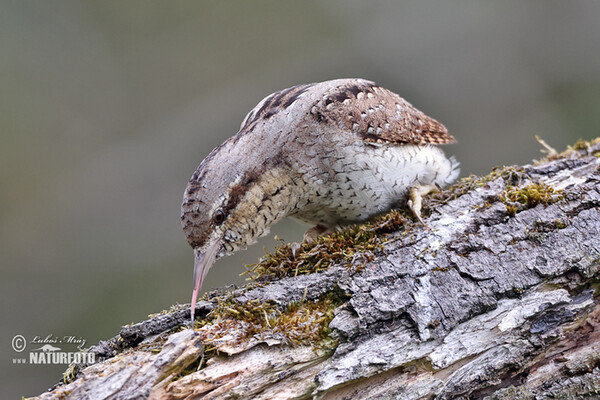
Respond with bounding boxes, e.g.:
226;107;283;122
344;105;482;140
213;209;225;224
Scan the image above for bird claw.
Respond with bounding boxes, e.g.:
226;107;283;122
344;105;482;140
291;242;301;258
408;199;427;227
408;185;435;228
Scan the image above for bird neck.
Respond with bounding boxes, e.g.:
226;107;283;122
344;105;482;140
242;166;306;227
223;166;307;249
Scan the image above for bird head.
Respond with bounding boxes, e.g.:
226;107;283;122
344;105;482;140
180;81;323;321
181;144;257;319
181;135;297;320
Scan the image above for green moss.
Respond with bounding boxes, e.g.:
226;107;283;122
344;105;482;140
500;183;563;216
62;364;77;384
245;209;408;282
196;291;344;351
425;166;527;210
571;137;600;151
536;137;600;163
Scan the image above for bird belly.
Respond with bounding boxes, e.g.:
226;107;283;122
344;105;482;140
292;144;459;227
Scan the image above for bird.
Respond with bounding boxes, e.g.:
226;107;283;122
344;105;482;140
181;78;459;320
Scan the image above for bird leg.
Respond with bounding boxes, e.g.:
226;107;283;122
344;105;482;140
407;184;436;226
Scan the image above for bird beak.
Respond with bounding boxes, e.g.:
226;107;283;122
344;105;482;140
190;240;220;322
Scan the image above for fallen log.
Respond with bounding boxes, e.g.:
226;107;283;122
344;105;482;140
33;139;600;399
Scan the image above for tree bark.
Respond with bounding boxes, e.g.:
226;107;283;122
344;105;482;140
33;140;600;400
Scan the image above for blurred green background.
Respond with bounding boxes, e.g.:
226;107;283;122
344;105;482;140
2;1;600;397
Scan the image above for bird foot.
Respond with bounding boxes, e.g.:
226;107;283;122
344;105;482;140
290;242;302;258
408;185;436;228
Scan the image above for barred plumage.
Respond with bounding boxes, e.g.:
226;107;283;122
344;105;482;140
308;79;455;145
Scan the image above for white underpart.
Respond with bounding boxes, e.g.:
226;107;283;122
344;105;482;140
295;144;459;225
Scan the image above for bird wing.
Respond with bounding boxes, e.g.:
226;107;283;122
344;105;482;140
310;79;456;145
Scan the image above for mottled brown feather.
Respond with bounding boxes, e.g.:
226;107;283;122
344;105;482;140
309;80;456;145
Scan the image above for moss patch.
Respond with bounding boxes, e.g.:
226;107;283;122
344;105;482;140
196;291;344;351
536;137;600;164
244;209;408;282
500;183;564;216
425;165;527;209
62;364;77;384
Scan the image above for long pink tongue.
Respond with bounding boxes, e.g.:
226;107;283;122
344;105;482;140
190;287;200;321
190;258;205;322
190;241;220;323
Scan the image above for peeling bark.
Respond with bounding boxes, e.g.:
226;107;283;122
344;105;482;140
33;141;600;400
